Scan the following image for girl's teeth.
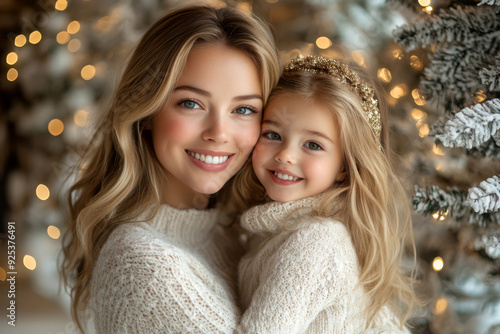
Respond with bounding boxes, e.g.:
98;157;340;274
274;171;298;181
188;151;229;165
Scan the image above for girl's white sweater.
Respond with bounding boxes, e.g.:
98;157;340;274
89;204;242;333
237;197;410;334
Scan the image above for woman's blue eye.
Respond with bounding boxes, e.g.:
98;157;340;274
180;100;200;109
264;131;281;141
305;142;322;150
234;106;255;115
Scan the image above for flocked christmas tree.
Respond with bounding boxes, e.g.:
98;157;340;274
391;0;500;333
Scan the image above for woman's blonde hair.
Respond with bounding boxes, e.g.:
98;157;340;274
234;65;421;328
61;4;280;332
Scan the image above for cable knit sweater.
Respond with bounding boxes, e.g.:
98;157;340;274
89;204;242;333
237;197;410;334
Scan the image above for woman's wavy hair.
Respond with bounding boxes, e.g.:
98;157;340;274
231;63;422;328
60;4;280;332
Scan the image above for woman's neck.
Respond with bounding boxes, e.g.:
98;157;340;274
162;175;210;210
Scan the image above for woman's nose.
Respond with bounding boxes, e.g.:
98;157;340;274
201;113;228;143
274;145;296;164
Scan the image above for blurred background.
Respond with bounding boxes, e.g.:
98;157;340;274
1;0;500;333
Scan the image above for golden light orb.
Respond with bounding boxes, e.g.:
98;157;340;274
377;68;392;83
6;52;18;65
418;124;429;138
74;109;89;127
432;144;445;156
433;257;444;271
55;0;68;11
434;298;447;315
392;49;404;60
418;0;431;7
48;119;64;136
23;255;37;270
56;31;70;44
47;225;61;239
36;184;50;200
67;21;81;34
29;31;42;44
68;39;82;52
410;55;423;71
15;34;27;47
81;65;96;80
316;37;332;50
7;68;18;82
410;108;426;120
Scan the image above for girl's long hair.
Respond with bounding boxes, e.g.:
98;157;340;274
60;5;280;332
233;68;422;328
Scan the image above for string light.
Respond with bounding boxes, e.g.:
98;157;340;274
67;21;81;34
392;49;404;60
377;68;392;83
7;68;18;82
423;6;433;14
412;89;426;106
47;226;61;239
432;209;449;221
316;37;332;49
23;255;36;270
29;31;42;44
81;65;96;80
55;0;68;11
433;298;447;314
432;257;444;271
36;184;50;200
6;52;18;65
418;124;429;137
56;31;70;44
418;0;431;6
15;34;27;47
48;119;64;136
390;84;408;99
74;109;89;127
410;108;426;120
68;39;81;52
410;55;423;70
474;90;486;103
432;144;445;156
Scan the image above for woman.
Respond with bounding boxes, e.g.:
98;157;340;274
61;5;280;333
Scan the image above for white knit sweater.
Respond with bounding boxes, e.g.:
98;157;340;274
237;197;410;334
89;204;242;333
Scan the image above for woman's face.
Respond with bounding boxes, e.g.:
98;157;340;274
152;43;262;207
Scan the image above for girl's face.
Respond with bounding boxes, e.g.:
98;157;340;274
152;44;262;207
252;95;344;203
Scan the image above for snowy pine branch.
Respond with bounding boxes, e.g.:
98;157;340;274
435;99;500;149
480;56;500;91
478;0;500;5
466;137;500;159
393;6;500;52
468;175;500;214
419;34;499;111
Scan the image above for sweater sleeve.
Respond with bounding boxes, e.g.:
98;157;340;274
90;224;240;334
236;221;359;334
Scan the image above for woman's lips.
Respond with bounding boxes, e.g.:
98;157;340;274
186;149;234;172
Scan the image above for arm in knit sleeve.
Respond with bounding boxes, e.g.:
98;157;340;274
90;225;240;334
237;221;358;334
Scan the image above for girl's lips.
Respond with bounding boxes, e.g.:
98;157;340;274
267;169;303;185
185;150;234;172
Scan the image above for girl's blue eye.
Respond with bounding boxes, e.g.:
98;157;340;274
180;100;200;109
305;141;322;150
264;131;281;141
234;106;256;115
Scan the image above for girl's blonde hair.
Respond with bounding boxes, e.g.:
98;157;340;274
233;65;421;328
61;4;280;332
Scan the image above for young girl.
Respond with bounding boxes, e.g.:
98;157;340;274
61;5;280;333
235;56;420;333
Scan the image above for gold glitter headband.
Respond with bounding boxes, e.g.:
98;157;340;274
284;55;382;142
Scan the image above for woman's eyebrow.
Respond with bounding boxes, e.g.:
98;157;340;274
174;86;262;102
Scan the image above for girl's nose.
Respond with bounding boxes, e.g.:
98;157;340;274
274;145;296;164
201;113;228;143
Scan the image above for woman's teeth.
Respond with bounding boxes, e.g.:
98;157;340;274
274;171;299;181
188;151;229;165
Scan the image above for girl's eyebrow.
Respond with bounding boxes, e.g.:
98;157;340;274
262;120;281;127
175;86;262;102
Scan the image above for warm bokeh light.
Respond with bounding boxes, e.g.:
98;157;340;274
74;109;89;127
67;21;81;34
316;37;332;49
6;52;18;65
432;209;448;221
418;0;431;6
423;6;433;14
351;50;366;67
48;119;64;136
237;2;252;12
23;255;36;270
432;144;445;156
410;55;423;70
96;16;113;31
7;68;18;82
434;298;447;314
68;39;82;52
412;89;426;106
435;164;443;171
55;0;68;11
36;184;50;200
15;34;27;47
81;65;96;80
377;68;392;83
29;31;42;44
47;225;61;239
56;31;70;44
390;84;407;99
0;267;6;281
433;257;444;271
411;108;426;120
418;124;429;137
392;49;404;60
474;90;486;103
